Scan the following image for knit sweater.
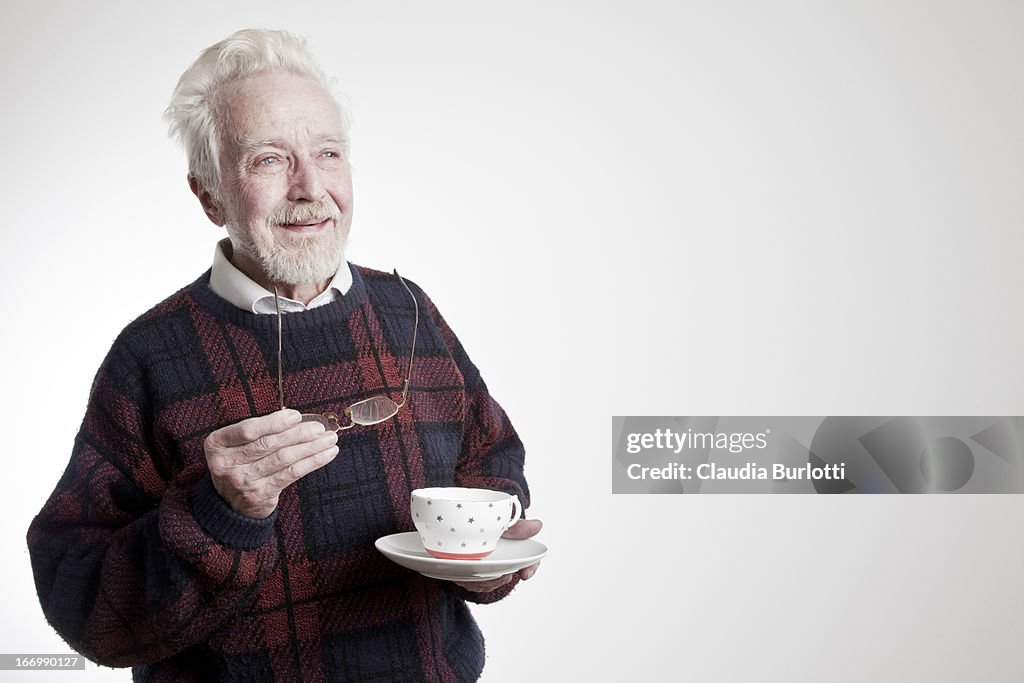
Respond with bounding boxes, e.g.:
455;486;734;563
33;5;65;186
27;264;529;682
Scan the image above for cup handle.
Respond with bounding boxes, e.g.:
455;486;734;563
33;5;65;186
506;495;522;532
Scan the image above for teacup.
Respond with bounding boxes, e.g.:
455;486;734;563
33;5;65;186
411;487;522;559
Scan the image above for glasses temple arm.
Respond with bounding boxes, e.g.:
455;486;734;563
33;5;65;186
273;286;286;411
394;269;418;407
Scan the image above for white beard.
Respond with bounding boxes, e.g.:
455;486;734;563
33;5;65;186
228;200;347;285
249;229;347;285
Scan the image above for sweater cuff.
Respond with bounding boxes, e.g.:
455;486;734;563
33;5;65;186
190;473;278;549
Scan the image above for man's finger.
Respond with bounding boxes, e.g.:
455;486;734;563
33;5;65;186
501;518;542;539
453;574;514;593
252;431;339;478
235;422;328;465
518;562;541;580
266;445;339;489
210;409;303;448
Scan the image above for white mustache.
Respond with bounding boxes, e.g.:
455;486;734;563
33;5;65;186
269;200;341;226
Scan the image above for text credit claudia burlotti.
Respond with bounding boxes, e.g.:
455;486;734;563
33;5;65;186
624;428;847;482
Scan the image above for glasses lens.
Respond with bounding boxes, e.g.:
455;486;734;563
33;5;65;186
349;395;401;425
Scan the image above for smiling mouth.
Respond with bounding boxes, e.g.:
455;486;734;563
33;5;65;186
280;218;331;233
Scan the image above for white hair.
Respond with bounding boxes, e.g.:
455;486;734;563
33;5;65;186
164;28;349;197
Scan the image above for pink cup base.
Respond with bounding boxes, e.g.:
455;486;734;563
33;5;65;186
425;549;493;560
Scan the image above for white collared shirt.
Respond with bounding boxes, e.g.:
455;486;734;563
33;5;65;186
208;239;353;314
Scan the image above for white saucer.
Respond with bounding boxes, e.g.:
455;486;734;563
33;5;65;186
375;532;547;582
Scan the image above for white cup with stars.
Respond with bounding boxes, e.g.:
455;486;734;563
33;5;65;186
410;487;522;559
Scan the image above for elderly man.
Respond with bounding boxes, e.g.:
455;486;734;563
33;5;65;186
28;29;538;682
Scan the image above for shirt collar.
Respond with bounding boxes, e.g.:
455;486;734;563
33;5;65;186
208;238;353;314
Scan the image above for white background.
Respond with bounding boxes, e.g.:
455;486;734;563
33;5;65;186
2;1;1022;681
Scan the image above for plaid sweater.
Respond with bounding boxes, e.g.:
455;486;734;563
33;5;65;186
27;264;529;682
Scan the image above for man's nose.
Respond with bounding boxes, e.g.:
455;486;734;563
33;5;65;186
287;159;326;202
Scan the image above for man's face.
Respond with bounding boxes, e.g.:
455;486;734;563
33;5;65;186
212;71;353;286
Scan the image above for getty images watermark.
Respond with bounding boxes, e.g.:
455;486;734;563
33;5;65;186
623;426;845;483
612;416;1023;493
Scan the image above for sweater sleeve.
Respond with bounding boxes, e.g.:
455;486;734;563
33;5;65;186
419;289;532;605
26;341;279;667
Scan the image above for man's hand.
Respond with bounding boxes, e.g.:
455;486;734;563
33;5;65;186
453;518;543;592
204;409;339;518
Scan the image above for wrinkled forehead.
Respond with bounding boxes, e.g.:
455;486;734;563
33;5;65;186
215;71;345;153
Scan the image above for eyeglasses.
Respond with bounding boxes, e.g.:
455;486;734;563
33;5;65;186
273;269;418;432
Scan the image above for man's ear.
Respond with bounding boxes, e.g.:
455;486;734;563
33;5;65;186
188;175;225;226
